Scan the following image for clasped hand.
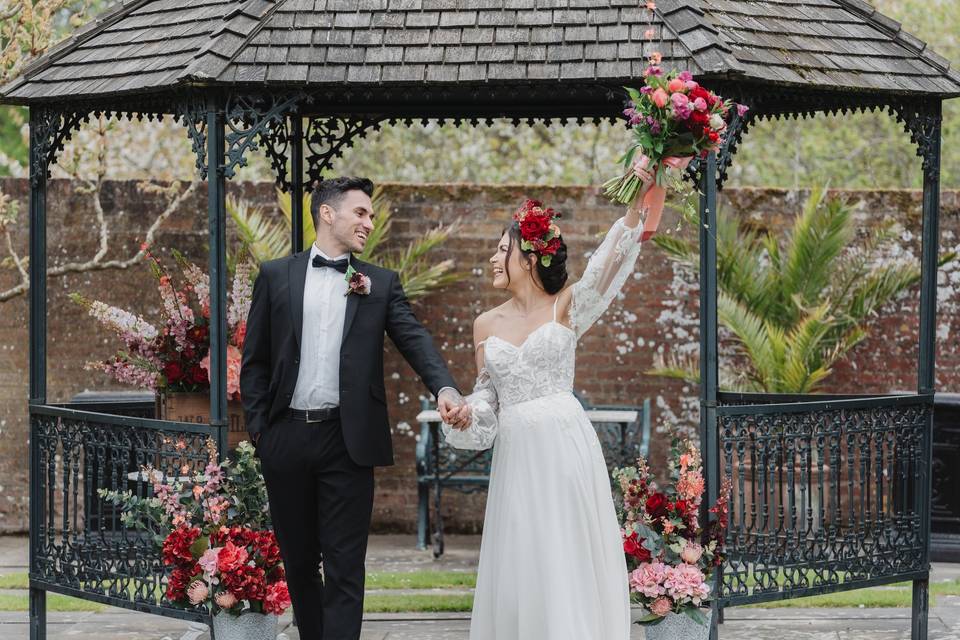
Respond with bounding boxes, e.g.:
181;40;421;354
438;388;472;431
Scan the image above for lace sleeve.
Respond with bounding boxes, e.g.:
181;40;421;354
569;216;643;339
441;368;499;450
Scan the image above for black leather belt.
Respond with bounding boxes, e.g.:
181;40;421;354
288;407;340;423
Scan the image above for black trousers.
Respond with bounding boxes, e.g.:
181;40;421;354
257;415;374;640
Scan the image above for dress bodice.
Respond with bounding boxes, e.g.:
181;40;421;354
483;321;577;408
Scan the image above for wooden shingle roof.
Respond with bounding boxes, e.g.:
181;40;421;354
2;0;959;106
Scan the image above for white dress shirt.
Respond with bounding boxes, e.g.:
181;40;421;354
289;244;350;410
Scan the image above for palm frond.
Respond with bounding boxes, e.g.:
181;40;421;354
227;195;289;264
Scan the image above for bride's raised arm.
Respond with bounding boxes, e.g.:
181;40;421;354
441;317;499;450
564;160;656;339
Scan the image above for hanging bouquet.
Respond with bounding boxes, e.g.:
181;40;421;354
603;65;748;205
100;441;291;616
613;438;731;626
70;245;253;400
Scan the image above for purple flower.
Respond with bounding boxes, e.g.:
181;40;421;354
678;70;694;82
643;65;663;77
640;86;654;95
650;121;662;134
737;103;750;117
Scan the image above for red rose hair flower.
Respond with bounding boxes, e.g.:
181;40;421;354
513;199;562;267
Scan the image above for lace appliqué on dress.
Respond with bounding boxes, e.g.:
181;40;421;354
442;367;499;450
568;217;643;339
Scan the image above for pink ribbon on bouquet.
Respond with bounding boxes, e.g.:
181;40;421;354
638;155;693;242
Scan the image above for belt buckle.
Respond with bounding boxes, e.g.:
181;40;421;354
304;409;322;423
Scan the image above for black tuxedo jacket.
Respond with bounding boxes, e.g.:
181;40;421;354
240;251;457;467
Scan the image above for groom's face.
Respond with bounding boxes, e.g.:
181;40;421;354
320;189;376;254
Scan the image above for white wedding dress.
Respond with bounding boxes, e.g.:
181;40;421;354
443;217;642;640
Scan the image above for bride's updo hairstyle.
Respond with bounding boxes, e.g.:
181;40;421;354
505;199;569;295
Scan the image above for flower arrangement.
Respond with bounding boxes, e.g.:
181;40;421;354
613;439;730;626
513;199;562;267
602;2;747;204
100;441;290;617
70;246;253;400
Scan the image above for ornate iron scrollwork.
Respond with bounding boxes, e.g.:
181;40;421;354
175;98;209;180
304;118;378;190
224;92;307;181
29;107;87;188
893;101;942;182
716;397;930;606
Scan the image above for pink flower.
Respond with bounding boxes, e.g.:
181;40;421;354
187;580;209;605
680;542;704;564
737;103;750;117
264;581;292;615
198;547;221;579
685;80;699;91
629;562;668;598
693;97;708;111
644;65;663;77
651;88;670;108
649;51;662;65
667;78;685;93
663;564;710;604
216;541;249;574
199;345;243;400
671;93;692;119
215;591;238;609
646;1;657;9
649;596;672;617
677;70;693;82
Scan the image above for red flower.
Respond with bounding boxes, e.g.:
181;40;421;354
645;492;669;519
707;130;720;143
519;213;552;242
540;237;562;256
263;580;291;615
224;564;266;601
187;325;208;344
165;565;197;602
623;531;652;562
162;526;201;567
164;361;185;383
255;531;282;568
189;364;208;385
217;541;249;574
231;322;246;350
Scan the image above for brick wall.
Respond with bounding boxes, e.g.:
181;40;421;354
1;179;958;533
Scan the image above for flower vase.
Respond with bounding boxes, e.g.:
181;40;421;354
212;611;277;640
158;391;246;450
642;608;713;640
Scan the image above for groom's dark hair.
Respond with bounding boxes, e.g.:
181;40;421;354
310;176;375;229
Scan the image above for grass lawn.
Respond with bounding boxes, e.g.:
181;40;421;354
0;571;955;613
0;594;106;612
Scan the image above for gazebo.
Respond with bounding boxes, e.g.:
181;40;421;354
3;1;958;638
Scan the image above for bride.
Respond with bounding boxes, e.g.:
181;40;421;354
442;157;659;640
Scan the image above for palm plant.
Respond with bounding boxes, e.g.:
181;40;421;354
648;188;952;393
228;187;465;300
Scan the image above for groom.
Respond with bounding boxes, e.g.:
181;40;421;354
240;176;469;640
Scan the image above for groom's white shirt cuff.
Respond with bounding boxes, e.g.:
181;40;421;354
437;386;458;399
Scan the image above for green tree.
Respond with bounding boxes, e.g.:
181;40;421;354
647;189;952;392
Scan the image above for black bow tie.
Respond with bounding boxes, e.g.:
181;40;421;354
312;254;349;273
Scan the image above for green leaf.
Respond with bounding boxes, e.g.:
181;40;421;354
683;607;709;625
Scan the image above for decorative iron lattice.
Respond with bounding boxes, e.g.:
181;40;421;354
29;107;87;188
304;117;378;190
30;405;219;622
224;92;307;181
174;98;208;180
716;396;930;606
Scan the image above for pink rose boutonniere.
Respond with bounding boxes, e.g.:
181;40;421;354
345;265;372;296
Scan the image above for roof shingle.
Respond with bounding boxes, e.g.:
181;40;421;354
2;0;958;105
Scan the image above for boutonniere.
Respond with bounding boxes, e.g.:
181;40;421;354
345;265;372;296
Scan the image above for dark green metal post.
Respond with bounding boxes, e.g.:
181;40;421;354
28;108;48;640
206;99;228;459
291;115;304;254
698;152;720;640
913;99;941;640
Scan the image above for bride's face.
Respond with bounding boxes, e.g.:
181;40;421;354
489;231;533;290
490;233;524;289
